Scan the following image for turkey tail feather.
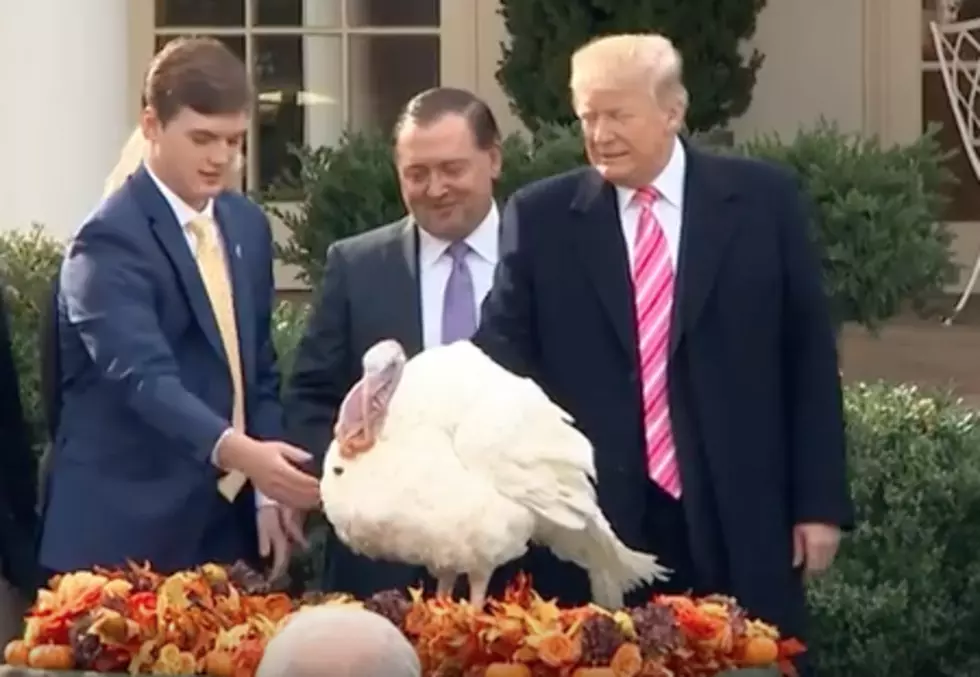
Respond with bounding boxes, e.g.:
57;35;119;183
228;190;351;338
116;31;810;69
585;515;671;609
543;514;671;610
534;513;670;610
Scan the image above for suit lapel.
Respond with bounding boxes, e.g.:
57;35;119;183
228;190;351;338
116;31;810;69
389;219;424;356
130;166;226;362
569;169;637;360
568;143;739;362
671;145;738;356
214;198;256;384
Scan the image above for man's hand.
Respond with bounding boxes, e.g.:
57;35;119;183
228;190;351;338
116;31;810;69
216;433;321;509
279;507;309;548
792;522;841;576
257;506;290;580
257;506;310;581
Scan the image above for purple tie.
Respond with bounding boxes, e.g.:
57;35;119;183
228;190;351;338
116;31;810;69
441;240;476;344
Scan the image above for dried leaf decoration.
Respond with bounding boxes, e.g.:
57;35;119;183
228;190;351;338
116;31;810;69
2;562;805;677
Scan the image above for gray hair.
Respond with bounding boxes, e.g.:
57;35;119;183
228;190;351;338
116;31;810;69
255;606;421;677
569;33;690;113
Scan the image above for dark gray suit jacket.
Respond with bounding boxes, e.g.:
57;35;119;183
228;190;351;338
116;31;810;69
283;217;430;598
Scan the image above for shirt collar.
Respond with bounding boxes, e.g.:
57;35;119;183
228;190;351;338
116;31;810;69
417;201;500;269
144;163;215;227
614;137;686;208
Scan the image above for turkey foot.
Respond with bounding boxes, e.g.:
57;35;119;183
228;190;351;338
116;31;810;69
468;571;491;609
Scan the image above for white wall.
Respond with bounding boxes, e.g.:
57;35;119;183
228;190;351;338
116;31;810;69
0;0;131;242
728;0;867;142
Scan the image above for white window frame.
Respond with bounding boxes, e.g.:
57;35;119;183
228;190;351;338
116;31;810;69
152;0;449;193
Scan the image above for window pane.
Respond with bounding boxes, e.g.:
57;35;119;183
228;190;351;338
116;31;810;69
922;69;980;220
923;0;980;60
254;0;341;27
254;36;344;191
153;34;246;63
347;0;439;27
348;35;440;135
155;0;245;27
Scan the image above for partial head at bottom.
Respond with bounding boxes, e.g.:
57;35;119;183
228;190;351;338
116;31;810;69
255;606;420;677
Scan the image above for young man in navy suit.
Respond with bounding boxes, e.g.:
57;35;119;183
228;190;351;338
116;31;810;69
40;38;320;579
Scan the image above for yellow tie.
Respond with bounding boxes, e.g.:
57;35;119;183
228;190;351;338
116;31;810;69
187;215;248;501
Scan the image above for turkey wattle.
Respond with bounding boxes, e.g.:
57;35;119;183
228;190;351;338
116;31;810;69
319;338;670;609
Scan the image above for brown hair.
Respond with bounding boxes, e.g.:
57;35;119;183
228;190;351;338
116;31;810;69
144;37;252;125
393;87;500;150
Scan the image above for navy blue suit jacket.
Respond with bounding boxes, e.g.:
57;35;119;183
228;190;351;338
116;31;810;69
39;166;284;574
473;143;853;642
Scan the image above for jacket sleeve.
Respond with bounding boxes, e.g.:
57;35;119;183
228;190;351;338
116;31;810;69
472;193;541;378
282;243;353;470
245;212;285;443
60;219;229;464
777;172;855;530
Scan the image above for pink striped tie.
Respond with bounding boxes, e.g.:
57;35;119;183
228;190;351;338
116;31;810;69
631;186;681;498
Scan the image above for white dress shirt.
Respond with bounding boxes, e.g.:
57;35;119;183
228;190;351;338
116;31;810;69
417;202;500;349
145;166;217;253
614;138;686;271
145;167;271;508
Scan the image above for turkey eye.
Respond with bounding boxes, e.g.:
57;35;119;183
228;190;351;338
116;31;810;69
332;467;344;476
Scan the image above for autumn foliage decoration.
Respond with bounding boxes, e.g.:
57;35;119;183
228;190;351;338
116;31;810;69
2;563;804;677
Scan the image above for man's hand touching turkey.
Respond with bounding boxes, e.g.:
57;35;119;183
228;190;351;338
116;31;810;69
257;505;309;580
792;523;841;577
214;431;321;508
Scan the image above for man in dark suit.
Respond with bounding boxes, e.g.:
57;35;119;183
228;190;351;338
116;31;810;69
472;33;853;652
39;37;320;577
284;88;504;598
0;288;38;644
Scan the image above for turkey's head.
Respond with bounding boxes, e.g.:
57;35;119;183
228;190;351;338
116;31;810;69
334;339;407;458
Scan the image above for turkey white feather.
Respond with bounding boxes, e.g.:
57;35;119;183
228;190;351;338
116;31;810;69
320;338;670;609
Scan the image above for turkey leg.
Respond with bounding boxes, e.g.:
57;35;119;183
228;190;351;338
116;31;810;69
435;572;457;599
468;571;491;609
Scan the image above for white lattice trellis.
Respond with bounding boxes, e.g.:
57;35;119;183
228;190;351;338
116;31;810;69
929;12;980;323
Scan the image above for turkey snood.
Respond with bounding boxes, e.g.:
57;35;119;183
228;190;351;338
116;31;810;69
334;339;407;456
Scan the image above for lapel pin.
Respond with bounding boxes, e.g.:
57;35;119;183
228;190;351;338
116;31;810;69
235;244;242;258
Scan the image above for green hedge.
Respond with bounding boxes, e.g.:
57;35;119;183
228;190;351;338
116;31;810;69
0;225;64;448
808;383;980;677
270;120;956;331
738;122;957;331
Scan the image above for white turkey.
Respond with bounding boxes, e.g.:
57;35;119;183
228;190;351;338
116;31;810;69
319;338;670;610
